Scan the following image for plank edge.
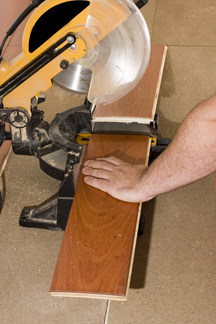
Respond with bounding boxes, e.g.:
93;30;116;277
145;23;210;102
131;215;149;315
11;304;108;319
92;117;153;123
151;45;168;119
0;144;12;177
124;137;151;299
49;291;128;301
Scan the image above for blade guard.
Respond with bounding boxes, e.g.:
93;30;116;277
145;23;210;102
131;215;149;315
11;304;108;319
81;1;151;105
59;0;151;105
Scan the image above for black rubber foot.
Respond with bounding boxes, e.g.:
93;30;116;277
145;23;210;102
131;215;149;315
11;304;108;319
19;198;61;230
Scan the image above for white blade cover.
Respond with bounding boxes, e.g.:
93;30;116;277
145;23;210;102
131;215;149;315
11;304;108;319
77;0;151;105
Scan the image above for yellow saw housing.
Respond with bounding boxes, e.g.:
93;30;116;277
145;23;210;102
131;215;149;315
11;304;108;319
0;0;150;120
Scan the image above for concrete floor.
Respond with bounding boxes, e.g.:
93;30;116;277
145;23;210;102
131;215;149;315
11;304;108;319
1;1;216;323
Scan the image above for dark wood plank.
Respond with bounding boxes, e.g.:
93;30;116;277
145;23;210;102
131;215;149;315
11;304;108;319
93;44;167;123
50;134;150;300
0;141;12;176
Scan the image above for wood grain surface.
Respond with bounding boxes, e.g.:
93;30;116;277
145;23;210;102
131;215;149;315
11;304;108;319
93;44;167;123
50;134;150;300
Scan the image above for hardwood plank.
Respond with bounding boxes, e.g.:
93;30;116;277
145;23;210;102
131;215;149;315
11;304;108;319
93;44;167;124
50;134;150;300
0;141;12;177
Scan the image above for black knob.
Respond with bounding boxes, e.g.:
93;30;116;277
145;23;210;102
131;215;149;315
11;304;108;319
60;60;69;70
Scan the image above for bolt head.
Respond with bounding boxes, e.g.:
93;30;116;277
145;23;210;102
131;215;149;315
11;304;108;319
70;44;77;50
67;35;75;44
60;60;69;70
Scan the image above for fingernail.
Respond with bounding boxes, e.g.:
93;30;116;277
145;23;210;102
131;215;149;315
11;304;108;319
84;176;90;184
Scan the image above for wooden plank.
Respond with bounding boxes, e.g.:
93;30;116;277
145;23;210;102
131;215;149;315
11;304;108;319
0;141;12;177
93;43;167;124
50;43;167;300
50;134;150;300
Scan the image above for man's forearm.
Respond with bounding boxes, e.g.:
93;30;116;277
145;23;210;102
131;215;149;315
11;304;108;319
141;94;216;201
82;94;216;202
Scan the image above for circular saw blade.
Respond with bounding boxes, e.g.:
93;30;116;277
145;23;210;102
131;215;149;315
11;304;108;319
54;0;151;105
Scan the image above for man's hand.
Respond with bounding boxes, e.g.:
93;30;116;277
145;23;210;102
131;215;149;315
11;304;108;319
82;156;149;202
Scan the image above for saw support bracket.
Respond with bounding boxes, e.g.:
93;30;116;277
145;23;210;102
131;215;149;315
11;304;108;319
19;150;80;230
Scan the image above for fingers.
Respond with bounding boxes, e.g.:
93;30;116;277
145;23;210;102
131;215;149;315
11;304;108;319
84;176;109;192
83;159;114;171
84;156;122;168
96;156;122;165
82;166;111;179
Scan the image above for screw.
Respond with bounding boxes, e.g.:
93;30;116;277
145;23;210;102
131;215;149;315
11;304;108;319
67;35;75;44
60;60;69;70
70;44;77;50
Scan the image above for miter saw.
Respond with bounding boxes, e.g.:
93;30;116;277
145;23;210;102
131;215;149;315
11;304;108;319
0;0;151;229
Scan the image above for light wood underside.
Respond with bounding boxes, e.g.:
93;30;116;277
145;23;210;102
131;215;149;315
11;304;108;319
93;44;167;123
50;134;150;300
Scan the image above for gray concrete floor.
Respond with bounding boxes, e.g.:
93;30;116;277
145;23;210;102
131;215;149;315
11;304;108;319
1;1;216;323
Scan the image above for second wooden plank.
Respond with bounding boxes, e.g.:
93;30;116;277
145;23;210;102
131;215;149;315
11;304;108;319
93;44;167;123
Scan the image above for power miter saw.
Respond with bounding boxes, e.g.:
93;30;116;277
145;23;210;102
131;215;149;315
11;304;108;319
0;0;151;229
